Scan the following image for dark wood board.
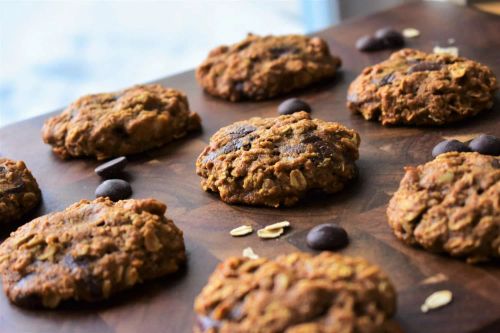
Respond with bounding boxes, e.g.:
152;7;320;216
0;2;499;332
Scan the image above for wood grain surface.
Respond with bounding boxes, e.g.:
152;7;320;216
0;2;499;333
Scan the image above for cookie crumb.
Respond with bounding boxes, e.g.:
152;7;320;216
230;225;253;237
402;28;420;38
242;247;259;259
421;290;453;313
448;38;455;45
433;46;459;56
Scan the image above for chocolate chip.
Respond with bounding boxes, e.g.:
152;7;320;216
229;125;256;139
278;98;312;115
408;61;443;74
469;134;500;156
355;35;384;51
306;223;349;251
94;156;127;179
376;72;396;86
95;179;132;201
432;140;471;158
197;315;221;331
374;27;405;48
269;46;299;59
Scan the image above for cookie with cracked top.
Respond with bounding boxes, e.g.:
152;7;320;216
0;197;185;308
194;252;396;333
387;152;499;263
196;111;360;207
42;84;201;160
347;48;497;126
196;34;341;101
0;158;41;225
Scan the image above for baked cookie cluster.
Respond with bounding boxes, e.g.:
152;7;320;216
387;152;499;263
0;197;185;308
43;84;201;160
194;252;396;333
0;158;41;225
347;49;497;125
196;112;360;207
196;34;341;101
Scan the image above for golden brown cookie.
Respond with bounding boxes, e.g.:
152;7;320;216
196;34;341;101
194;252;396;333
0;158;41;225
347;49;497;125
387;152;499;263
196;112;360;207
42;84;201;160
0;197;185;308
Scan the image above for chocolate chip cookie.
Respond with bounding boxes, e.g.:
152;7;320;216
42;84;202;160
196;34;341;101
0;158;41;225
347;48;498;125
196;112;360;207
0;197;185;308
194;252;396;333
387;152;499;263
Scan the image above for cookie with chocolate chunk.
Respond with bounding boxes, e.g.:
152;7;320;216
347;48;497;125
0;197;185;308
42;84;201;160
196;111;360;207
387;152;500;263
194;252;396;333
196;34;341;101
0;158;41;225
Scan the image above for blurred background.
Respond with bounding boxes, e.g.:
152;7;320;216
0;0;496;126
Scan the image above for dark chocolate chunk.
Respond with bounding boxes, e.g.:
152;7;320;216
374;27;405;48
408;61;443;74
355;35;384;52
469;134;500;156
432;139;471;158
306;223;349;251
278;98;312;115
95;156;127;179
95;179;132;201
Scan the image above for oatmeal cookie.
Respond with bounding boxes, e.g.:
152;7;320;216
194;252;396;333
0;158;41;225
196;34;341;101
42;84;201;160
196;112;360;207
387;152;500;263
0;197;186;308
347;48;497;125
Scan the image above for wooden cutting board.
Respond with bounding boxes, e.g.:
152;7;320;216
0;2;499;333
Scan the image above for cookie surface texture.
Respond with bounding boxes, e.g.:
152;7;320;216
0;197;186;308
196;34;341;101
387;152;500;263
0;158;41;225
194;252;396;333
196;111;360;207
347;48;497;125
42;84;201;160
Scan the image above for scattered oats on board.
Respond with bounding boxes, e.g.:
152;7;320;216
257;228;284;239
230;225;253;237
264;221;290;230
242;247;259;259
402;28;420;38
257;221;291;239
433;46;459;57
421;290;453;313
